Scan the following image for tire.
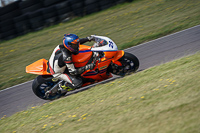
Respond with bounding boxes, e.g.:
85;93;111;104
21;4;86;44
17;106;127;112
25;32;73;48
44;17;58;26
55;1;72;22
98;0;113;10
57;7;71;15
13;13;29;23
115;0;127;4
0;29;17;40
56;1;71;16
14;20;31;33
42;6;56;14
85;3;99;15
0;9;21;21
42;6;57;19
28;11;44;31
55;1;71;10
0;23;15;33
126;0;134;2
29;17;43;24
0;33;2;40
108;52;139;76
99;4;112;10
72;9;84;16
19;0;41;9
0;19;14;27
85;0;98;5
43;0;64;7
58;13;72;22
0;25;15;32
28;9;43;18
99;0;111;6
71;2;84;10
29;16;44;30
21;3;43;14
120;52;139;74
72;8;84;16
43;12;57;19
0;1;20;16
68;0;83;3
32;75;64;100
70;2;84;16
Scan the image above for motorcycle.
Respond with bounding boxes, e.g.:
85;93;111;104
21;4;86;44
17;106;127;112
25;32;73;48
26;35;139;100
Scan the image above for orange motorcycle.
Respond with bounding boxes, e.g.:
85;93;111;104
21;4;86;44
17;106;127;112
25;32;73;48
26;35;139;100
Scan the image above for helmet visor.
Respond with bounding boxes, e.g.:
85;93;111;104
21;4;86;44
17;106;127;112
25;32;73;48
72;43;79;50
68;41;79;51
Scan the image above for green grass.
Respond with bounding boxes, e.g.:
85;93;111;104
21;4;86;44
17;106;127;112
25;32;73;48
0;52;199;133
0;0;200;90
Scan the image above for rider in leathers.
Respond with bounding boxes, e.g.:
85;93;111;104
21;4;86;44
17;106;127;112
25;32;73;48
49;34;95;91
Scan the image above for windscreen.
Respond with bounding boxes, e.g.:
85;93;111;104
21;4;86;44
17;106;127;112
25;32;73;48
93;37;108;47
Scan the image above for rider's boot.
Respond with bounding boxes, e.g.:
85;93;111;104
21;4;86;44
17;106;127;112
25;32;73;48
59;82;75;93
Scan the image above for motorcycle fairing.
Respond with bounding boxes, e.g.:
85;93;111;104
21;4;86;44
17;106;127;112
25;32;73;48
81;56;113;81
90;35;124;66
111;50;124;66
26;58;51;75
72;45;92;68
73;44;124;81
91;35;118;52
72;45;124;68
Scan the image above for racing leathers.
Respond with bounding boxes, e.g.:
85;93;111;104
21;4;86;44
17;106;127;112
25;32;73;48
48;37;95;89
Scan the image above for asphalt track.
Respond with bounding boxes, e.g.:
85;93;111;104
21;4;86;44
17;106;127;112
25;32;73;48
0;25;200;118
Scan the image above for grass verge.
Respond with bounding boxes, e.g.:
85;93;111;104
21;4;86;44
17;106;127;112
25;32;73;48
0;0;200;90
0;52;199;133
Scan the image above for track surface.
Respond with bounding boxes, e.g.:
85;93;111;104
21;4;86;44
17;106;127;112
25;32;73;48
1;25;200;118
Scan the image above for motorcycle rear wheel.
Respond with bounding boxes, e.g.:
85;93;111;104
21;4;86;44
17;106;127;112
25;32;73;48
32;75;65;100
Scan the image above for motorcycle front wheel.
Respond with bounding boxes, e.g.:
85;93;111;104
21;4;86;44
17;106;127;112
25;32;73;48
109;52;139;76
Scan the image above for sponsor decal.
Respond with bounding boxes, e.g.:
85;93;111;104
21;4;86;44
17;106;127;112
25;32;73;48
109;41;114;48
99;65;108;70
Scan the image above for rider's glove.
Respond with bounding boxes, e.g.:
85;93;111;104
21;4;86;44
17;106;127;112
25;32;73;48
87;35;95;41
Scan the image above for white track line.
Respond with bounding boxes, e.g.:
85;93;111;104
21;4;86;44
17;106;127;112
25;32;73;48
125;24;200;50
1;25;199;93
0;80;33;93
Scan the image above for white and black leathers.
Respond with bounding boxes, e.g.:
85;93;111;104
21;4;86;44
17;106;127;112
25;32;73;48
48;37;94;89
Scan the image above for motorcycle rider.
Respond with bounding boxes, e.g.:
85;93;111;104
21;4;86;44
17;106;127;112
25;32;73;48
48;34;95;92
